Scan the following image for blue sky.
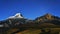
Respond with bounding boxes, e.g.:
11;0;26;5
0;0;60;20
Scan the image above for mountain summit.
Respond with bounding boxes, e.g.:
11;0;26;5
35;13;60;22
44;13;53;19
8;13;24;19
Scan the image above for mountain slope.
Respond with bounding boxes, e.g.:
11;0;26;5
35;13;60;25
0;13;60;34
0;13;60;28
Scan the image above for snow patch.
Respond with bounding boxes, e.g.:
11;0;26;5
8;13;23;19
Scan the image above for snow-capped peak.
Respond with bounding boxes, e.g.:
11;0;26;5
8;13;23;19
15;13;23;18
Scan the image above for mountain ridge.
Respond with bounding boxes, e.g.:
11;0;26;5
0;13;60;34
0;13;60;28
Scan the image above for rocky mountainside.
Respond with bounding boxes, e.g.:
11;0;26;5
0;13;33;27
35;13;60;21
0;13;60;28
35;13;60;25
0;13;60;34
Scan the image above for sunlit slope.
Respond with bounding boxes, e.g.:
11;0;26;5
6;28;60;34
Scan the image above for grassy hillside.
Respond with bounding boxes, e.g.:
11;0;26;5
5;27;60;34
